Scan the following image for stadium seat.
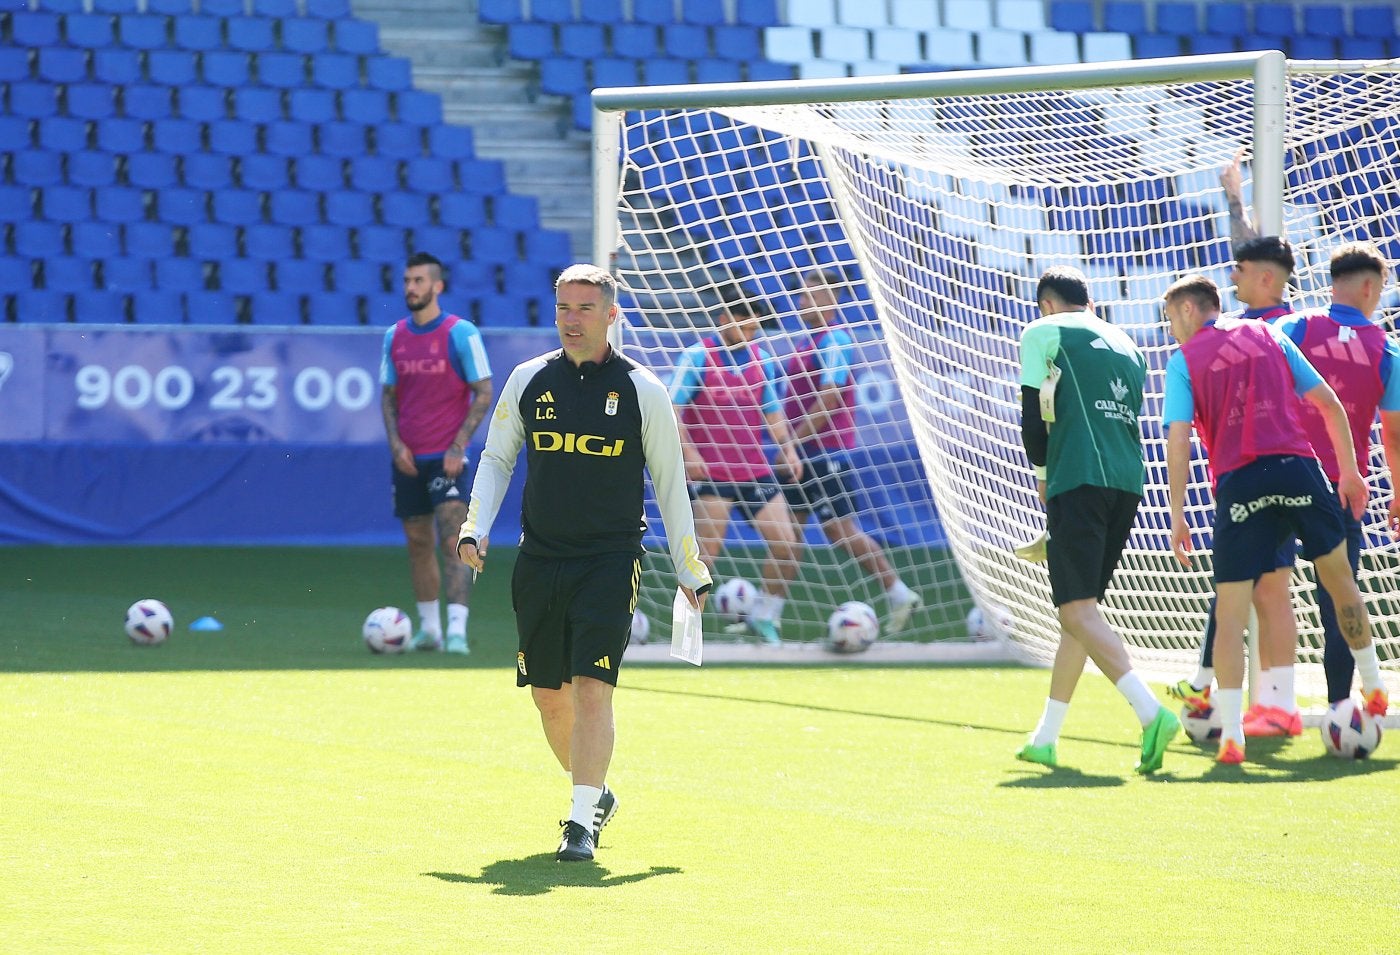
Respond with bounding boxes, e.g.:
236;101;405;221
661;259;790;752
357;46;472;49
129;288;183;322
318;120;367;158
158;188;208;226
281;18;330;53
736;0;780;26
186;222;238;259
149;50;199;86
1047;0;1093;31
234;87;282;124
305;290;360;325
559;23;607;57
126;152;178;190
994;0;1045;29
179;86;229;122
16;222;66;258
508;23;555;60
364;292;405;325
1188;34;1236;54
8;82;55;121
119;15;170;51
1081;31;1132;61
405;157;454;193
155;257;207;291
95;186;147;224
1133;33;1181;58
332;19;379;55
202;51;251;86
1102;1;1146;32
15;290;70;323
125;221;174;258
1353;6;1396;38
341;88;390;124
367;56;412;92
945;0;993;29
212;190;264;226
301;223;352;260
324;190;372;226
1291;36;1336;58
94;0;141;13
395;91;442;126
294;154;345;190
103;256;154;292
628;0;672;25
255;0;303;22
73;290;128;323
228;18;276;53
1157;1;1198;33
275;258;327;291
438;193;487;229
306;0;352;18
71;222;123;259
258;52;307;89
148;0;195;14
350;156;399;192
65;13;116;48
69;151;123;189
148;117;199;155
174;16;223;52
67;84;116;121
332;260;386;296
38;48;88;85
11;12;60;47
427;125;473;160
243;222;296;258
12;150;62;188
469;226;518;264
455;158;505;194
764;26;815;61
33;117;82;154
245;290;301;324
642;58;690;86
478;0;523;24
713;24;763;60
530;0;572;22
1301;4;1345;37
592;57;640;88
208;119;258;155
411;225;461;258
235;154;286;191
0;256;32;298
0;116;32;152
312;53;359;89
122;85;174;121
787;0;836;25
696;59;744;83
289;87;337;124
374;123;422;160
93;49;143;85
612;23;660;58
219;258;269;293
269;190;321;227
264;121;315;157
185;290;239;323
355;224;405;261
43;186;93;222
44;256;94;291
380;192;430;228
662;24;708;58
1253;3;1295;35
539;57;587;96
1339;36;1387;59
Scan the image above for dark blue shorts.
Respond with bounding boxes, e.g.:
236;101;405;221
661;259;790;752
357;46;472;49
690;477;783;524
1045;484;1141;606
1213;454;1345;584
392;455;468;519
782;451;858;522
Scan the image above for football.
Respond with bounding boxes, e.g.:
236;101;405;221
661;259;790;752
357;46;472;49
362;606;412;654
1180;703;1222;744
713;577;758;623
826;601;879;654
1321;697;1383;759
630;608;650;645
966;603;1013;641
124;598;173;646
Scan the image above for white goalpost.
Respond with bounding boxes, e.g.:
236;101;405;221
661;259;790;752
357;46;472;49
592;52;1400;692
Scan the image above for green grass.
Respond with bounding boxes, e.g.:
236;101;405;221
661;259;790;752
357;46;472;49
4;547;1400;953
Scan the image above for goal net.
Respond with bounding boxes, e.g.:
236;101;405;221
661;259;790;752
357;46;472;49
594;53;1400;689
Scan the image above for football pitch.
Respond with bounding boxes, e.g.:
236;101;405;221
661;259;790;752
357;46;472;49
5;546;1399;954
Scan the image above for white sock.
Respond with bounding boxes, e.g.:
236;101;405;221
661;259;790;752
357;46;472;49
1031;698;1069;747
1256;667;1280;710
416;599;441;637
569;784;603;829
447;603;468;638
1272;665;1296;712
1115;672;1162;727
1192;665;1214;692
1217;687;1244;745
887;579;914;602
1352;644;1384;694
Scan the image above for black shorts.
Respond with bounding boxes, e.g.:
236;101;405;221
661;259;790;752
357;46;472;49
1213;454;1344;584
1045;485;1141;606
392;455;468;520
511;551;640;689
689;478;783;524
782;452;858;522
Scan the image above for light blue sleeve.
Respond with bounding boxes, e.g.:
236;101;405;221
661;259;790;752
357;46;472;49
1273;313;1307;346
1161;350;1194;425
1381;339;1400;412
379;326;397;386
817;329;855;387
758;346;782;416
1270;326;1324;395
668;343;707;407
449;321;492;383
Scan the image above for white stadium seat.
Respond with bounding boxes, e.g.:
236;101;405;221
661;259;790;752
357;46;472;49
798;58;852;78
994;0;1046;30
836;0;890;29
764;25;817;61
890;0;939;30
786;0;838;27
921;27;975;66
871;26;921;63
1080;32;1133;63
976;28;1028;65
820;25;872;61
851;59;902;75
1028;30;1078;64
943;0;993;30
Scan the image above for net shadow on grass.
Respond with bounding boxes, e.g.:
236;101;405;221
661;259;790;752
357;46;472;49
424;857;682;897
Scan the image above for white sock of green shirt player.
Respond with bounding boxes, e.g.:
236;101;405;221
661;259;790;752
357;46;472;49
570;785;603;829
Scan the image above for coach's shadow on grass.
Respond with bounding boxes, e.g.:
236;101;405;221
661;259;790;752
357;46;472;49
424;857;682;896
999;764;1127;789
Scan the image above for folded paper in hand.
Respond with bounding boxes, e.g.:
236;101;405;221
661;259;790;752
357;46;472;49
1039;360;1060;424
671;589;703;666
1013;531;1048;563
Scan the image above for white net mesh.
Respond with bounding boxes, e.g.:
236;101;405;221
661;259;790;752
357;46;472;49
604;60;1400;686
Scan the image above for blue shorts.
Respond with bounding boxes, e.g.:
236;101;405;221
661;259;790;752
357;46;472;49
1212;455;1345;584
782;451;858;522
392;455;468;520
690;477;783;524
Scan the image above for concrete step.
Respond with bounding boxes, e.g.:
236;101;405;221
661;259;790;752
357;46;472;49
444;103;567;140
382;37;502;70
414;67;536;104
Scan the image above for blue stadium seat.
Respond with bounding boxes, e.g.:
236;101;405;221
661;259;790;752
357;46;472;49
66;13;116;47
332;18;379;54
736;0;779;26
269;190;321;227
1188;34;1235;54
219;257;269;293
179;86;229;122
71;221;123;258
37;116;86;152
350;156;399;191
16;222;66;258
611;23;658;57
681;0;725;25
633;0;677;26
227;17;276;53
122;85;174;121
212;190;264;226
15;290;70;322
126;152;178;190
318;120;367;158
125;221;174;257
67;84;116;120
253;0;297;18
258;52;307;88
1301;4;1345;37
274;258;327;291
394;91;442;125
1241;33;1285;51
187;222;238;259
478;0;523;23
184;290;238;323
93;49;143;84
492;193;537;230
155;256;207;291
580;0;622;23
38;48;88;84
1156;1;1198;32
529;0;572;22
293;154;344;190
148;0;195;14
95;115;145;152
12;13;62;48
455;158;505;194
642;58;690;86
411;225;460;258
149;117;199;154
1290;35;1336;58
427;125;472;161
0;255;32;292
508;23;555;60
746;60;794;80
663;24;709;58
119;15;170;51
696;59;743;83
713;24;762;59
367;56;412;91
202;50;251;86
438;193;486;228
148;50;199;86
45;256;94;290
174;16;223;52
1048;0;1093;32
94;0;141;13
13;149;63;187
183;153;234;190
238;154;288;190
208;119;258;154
374;122;422;159
302;223;351;260
364;292;405;325
539;56;587;96
289;87;338;123
282;18;330;54
306;290;360;325
158;188;207;225
129;288;184;322
96;186;148;222
1353;6;1396;37
243;222;295;258
469;225;518;264
592;57;640;87
1102;1;1146;32
103;256;154;291
559;22;607;57
341;88;390;124
312;53;359;89
264;121;314;157
0;116;32;152
0;48;29;84
1253;3;1294;35
324;190;372;225
524;229;570;263
406;157;453;193
8;82;56;120
380;192;429;228
307;0;353;20
1339;36;1387;59
43;185;94;221
246;290;302;324
73;289;127;322
356;225;405;261
332;260;385;295
234;86;283;123
1134;33;1181;57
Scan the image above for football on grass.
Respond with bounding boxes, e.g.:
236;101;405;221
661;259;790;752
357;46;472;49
362;606;412;654
826;601;879;654
1321;698;1383;759
630;608;650;645
125;598;173;646
713;578;758;623
1180;703;1222;744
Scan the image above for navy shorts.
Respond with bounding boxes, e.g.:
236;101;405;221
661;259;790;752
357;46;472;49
1045;485;1141;606
690;477;783;524
782;452;858;522
392;455;468;520
1213;454;1345;584
511;552;639;689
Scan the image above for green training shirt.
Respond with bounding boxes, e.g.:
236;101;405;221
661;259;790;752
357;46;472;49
1019;309;1146;499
